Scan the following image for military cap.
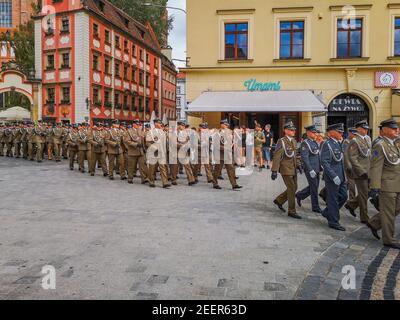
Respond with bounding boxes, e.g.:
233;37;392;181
144;122;151;128
305;125;317;133
72;124;79;128
153;118;162;124
380;118;399;129
164;123;169;128
185;124;190;129
355;120;370;130
348;127;358;134
112;119;120;125
127;124;132;129
199;122;208;129
120;122;126;126
284;121;296;131
220;119;229;125
133;119;141;125
326;123;345;133
177;121;186;126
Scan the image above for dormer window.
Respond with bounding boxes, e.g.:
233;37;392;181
124;18;129;28
94;0;105;12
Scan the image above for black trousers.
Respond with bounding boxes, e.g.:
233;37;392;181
296;171;321;211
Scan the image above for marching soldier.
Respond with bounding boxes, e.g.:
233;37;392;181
21;122;28;159
123;119;148;184
77;123;91;173
105;120;126;180
271;121;301;219
0;123;4;156
171;121;196;186
46;124;54;160
26;122;35;161
192;123;214;183
52;123;64;162
13;124;22;158
67;124;79;170
33;121;46;162
343;128;357;216
367;119;400;249
320;123;347;231
296;125;322;214
62;123;70;159
345;120;371;223
5;125;14;157
212;119;241;190
88;124;108;177
145;119;170;188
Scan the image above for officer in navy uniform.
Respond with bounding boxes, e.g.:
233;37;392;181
320;123;348;231
296;125;322;213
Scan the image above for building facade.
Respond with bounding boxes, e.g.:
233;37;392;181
161;54;177;120
184;0;400;138
176;72;187;121
0;0;37;65
34;0;175;124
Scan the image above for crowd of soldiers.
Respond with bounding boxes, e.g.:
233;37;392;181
271;119;400;250
1;117;399;249
0;118;243;190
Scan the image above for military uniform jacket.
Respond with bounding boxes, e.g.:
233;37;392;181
300;138;321;174
254;131;266;148
88;130;107;153
26;128;35;142
272;136;297;176
370;138;400;193
105;128;123;155
123;128;144;156
347;134;371;179
320;138;345;183
77;129;90;151
67;131;79;150
146;128;167;162
33;125;46;143
0;128;4;143
12;128;22;143
52;128;64;144
343;139;353;175
20;128;28;142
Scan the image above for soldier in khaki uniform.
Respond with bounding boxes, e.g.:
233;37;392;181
26;122;35;161
192;123;214;183
21;123;28;159
170;121;196;186
105;120;126;180
271;121;301;219
13;124;22;158
345;120;371;223
367;119;400;250
46;124;54;160
77;123;91;173
61;124;70;159
123;120;148;184
52;123;64;162
145;119;170;188
88;124;108;177
343;128;357;213
212;120;241;190
33;121;46;162
67;124;79;170
0;124;5;156
254;124;266;170
5;125;14;157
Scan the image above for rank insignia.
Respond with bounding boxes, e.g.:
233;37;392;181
373;150;379;158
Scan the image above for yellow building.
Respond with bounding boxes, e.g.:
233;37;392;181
183;0;400;138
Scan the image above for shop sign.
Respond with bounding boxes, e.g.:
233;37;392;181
329;94;366;112
375;71;398;88
243;79;281;92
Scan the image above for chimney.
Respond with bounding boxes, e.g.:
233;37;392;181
162;45;172;61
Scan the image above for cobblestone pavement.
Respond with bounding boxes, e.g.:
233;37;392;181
0;157;398;300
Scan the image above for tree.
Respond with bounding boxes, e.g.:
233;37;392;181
0;20;35;74
108;0;173;47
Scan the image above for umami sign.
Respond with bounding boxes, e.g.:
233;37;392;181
243;79;281;92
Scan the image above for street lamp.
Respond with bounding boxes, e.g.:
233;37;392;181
141;2;187;14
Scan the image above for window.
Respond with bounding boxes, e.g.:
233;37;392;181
115;35;120;49
177;86;181;95
145;98;150;110
131;96;136;110
123;95;129;110
61;17;69;33
123;64;129;80
154;78;158;90
146;53;150;64
93;23;99;37
146;73;150;88
280;21;304;59
337;18;362;58
395;18;400;56
46;18;54;35
139;70;144;86
93;54;99;71
115;62;120;77
154;57;158;68
104;57;110;74
124;39;128;53
61;87;70;103
47;88;55;104
132;44;137;57
224;22;248;60
132;68;137;83
104;90;111;107
138;97;144;112
93;88;100;104
61;52;70;68
177;97;181;107
0;1;12;28
47;54;55;70
105;29;110;44
114;93;120;108
139;49;144;61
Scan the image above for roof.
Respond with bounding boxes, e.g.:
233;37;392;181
161;54;177;73
177;72;186;79
85;0;161;54
187;91;327;113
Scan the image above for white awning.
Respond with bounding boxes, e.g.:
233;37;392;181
0;106;31;121
187;90;327;113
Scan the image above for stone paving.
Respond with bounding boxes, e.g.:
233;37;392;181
0;157;397;300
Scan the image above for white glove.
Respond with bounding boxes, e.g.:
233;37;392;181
309;170;317;179
333;176;341;186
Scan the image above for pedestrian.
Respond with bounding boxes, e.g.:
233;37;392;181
263;124;274;169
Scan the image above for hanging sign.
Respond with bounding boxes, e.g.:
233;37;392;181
375;72;398;88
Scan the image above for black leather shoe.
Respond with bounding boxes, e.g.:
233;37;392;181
109;176;114;180
213;185;222;190
329;224;346;231
90;173;95;177
232;185;242;190
128;180;133;184
296;194;302;207
313;208;323;214
103;173;108;177
384;243;400;250
345;204;356;217
218;176;224;180
163;184;171;189
149;184;156;188
288;213;302;219
172;182;178;186
121;176;127;181
273;200;285;213
366;222;380;240
70;167;74;171
188;182;195;186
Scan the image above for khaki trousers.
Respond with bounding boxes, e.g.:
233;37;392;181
53;143;62;161
35;142;44;161
347;178;369;222
193;163;214;182
127;155;148;182
213;163;236;187
347;177;356;203
90;152;108;175
22;141;28;159
148;163;169;186
108;153;126;178
14;142;21;157
78;150;91;171
171;163;195;184
69;149;78;169
47;143;53;160
369;192;400;245
275;175;298;214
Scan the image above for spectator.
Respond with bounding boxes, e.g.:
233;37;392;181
263;124;274;169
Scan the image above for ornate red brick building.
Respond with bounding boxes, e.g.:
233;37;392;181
34;0;176;124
